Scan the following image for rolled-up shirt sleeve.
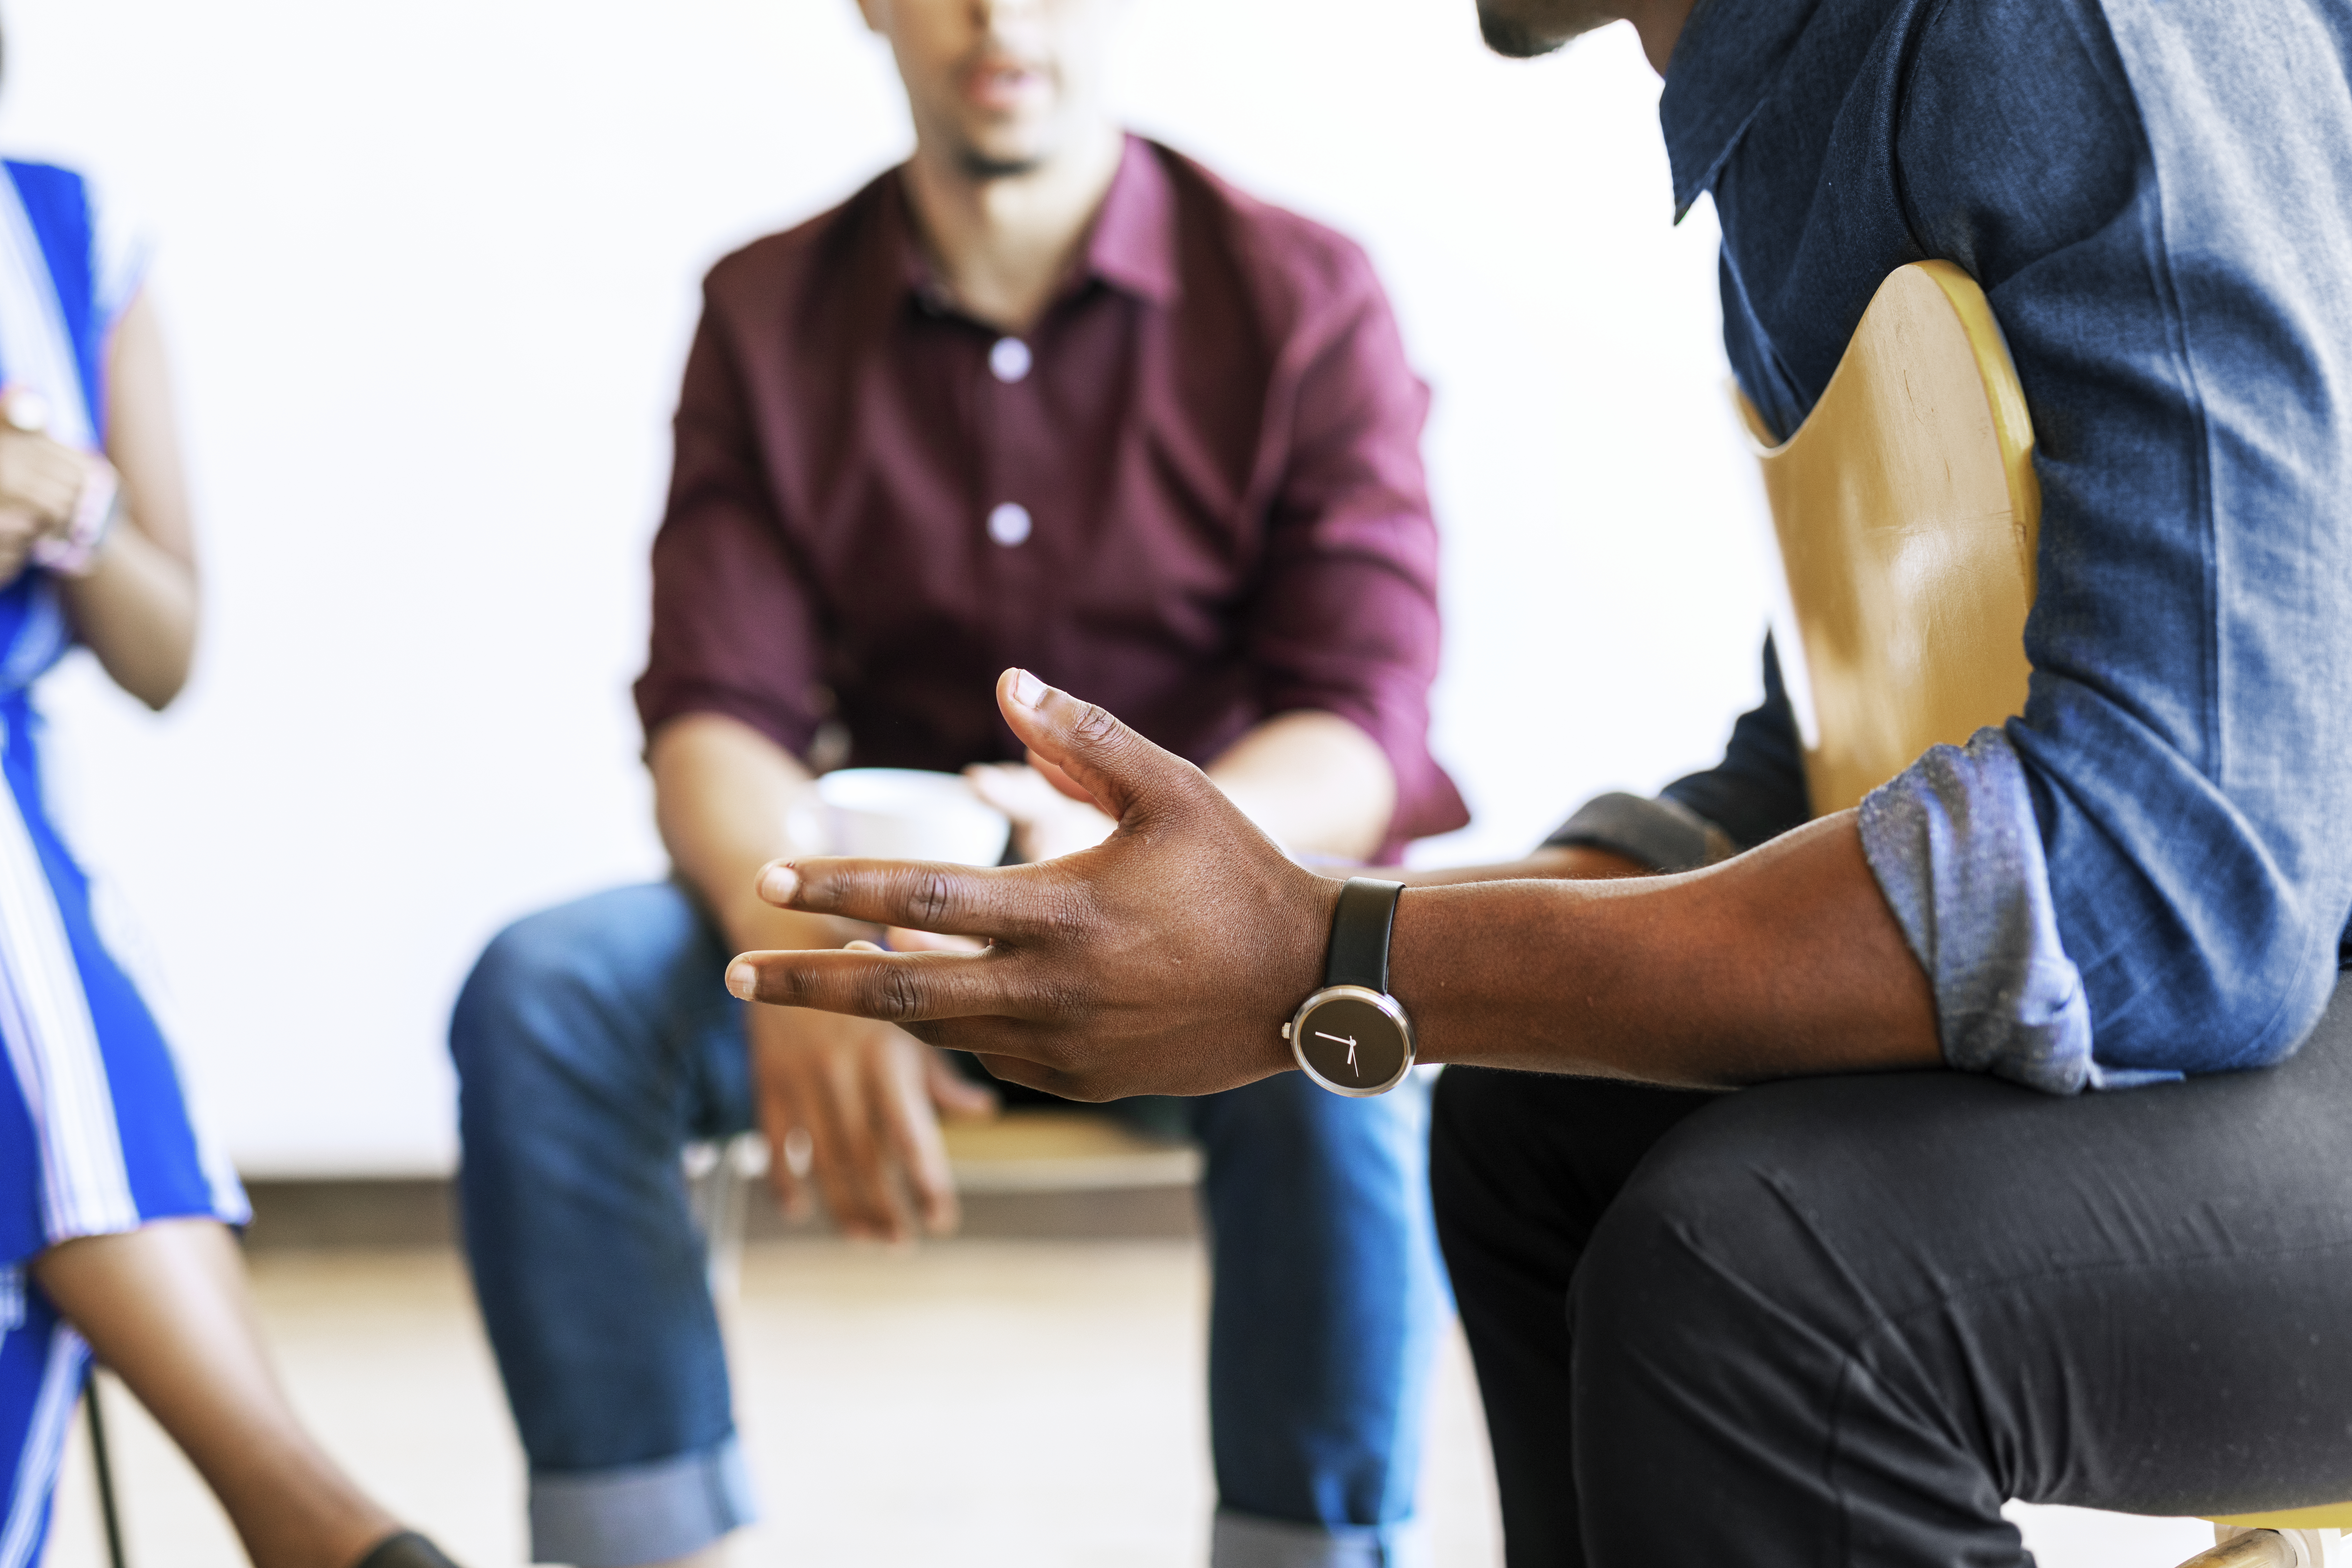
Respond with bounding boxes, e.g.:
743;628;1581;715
633;295;829;759
1241;240;1467;846
1855;730;2173;1093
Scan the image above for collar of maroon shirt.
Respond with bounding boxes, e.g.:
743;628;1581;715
875;133;1183;326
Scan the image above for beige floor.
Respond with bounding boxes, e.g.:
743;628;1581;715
42;1240;2219;1568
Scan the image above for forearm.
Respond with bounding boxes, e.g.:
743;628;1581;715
649;712;857;952
1389;813;1939;1086
1208;709;1396;861
71;291;199;709
726;673;1945;1104
59;520;196;708
1396;844;1649;887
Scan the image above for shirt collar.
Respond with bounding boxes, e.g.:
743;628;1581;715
1082;135;1182;306
884;132;1181;316
1657;0;1822;218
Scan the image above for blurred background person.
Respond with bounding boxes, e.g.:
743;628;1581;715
0;52;464;1568
447;0;1465;1564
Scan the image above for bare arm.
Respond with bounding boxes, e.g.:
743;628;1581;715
1208;709;1395;861
650;710;836;955
650;713;992;1241
61;291;201;709
727;672;1941;1100
1386;816;1934;1084
1397;844;1649;887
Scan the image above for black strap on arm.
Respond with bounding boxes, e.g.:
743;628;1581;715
1325;877;1406;993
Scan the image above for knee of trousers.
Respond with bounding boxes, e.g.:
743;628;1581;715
448;886;707;1127
1566;1113;1892;1478
452;906;595;1079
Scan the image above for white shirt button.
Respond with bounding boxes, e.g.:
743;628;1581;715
988;337;1033;383
987;502;1033;547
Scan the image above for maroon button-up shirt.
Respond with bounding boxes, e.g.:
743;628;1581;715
636;135;1467;854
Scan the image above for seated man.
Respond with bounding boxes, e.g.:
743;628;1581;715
449;0;1466;1564
723;0;2352;1563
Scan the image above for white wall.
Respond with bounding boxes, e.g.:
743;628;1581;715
8;0;1771;1176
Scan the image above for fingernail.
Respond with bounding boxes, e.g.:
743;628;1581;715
726;963;757;999
1010;668;1047;709
757;863;798;903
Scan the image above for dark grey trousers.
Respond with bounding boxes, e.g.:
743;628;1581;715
1431;979;2352;1568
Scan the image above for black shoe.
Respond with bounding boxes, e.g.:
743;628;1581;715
352;1531;463;1568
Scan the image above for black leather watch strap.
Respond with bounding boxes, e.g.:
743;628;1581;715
1325;877;1406;993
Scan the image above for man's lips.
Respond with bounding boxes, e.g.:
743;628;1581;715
964;60;1049;112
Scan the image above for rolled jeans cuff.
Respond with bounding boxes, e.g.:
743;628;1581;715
1211;1509;1428;1568
528;1435;756;1567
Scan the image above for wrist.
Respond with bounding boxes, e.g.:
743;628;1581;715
1284;875;1413;1095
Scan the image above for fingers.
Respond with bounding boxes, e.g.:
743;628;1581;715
804;1042;905;1241
0;431;90;523
749;1006;919;1242
884;927;988;953
0;504;41;580
728;945;1043;1028
994;668;1203;828
966;761;1117;862
874;1040;959;1237
750;1024;820;1224
754;1074;814;1224
752;856;1061;944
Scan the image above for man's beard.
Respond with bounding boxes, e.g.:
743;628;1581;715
958;146;1048;180
1477;0;1578;57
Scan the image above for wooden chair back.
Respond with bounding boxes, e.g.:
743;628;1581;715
1739;259;2039;815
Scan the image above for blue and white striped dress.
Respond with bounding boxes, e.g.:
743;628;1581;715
0;159;246;1568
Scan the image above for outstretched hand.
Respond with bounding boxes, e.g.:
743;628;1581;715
725;670;1339;1100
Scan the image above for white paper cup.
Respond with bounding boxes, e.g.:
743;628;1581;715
787;768;1011;866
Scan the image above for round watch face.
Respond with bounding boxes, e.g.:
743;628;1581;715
1290;986;1414;1097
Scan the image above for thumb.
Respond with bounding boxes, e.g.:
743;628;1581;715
994;668;1203;827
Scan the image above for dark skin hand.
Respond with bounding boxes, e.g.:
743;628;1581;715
725;671;1941;1100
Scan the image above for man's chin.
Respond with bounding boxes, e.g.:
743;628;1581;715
1475;0;1600;58
947;120;1056;181
958;146;1050;181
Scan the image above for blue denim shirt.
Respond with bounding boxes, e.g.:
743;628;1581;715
1560;0;2352;1091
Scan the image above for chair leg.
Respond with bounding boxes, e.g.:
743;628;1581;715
85;1370;129;1568
687;1134;767;1306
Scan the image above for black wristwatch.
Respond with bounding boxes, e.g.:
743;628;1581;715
1283;877;1414;1097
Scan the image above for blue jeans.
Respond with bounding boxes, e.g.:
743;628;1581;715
451;883;1447;1568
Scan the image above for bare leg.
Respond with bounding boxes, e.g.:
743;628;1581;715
31;1218;400;1568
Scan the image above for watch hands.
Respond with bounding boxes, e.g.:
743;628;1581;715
1313;1030;1360;1076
